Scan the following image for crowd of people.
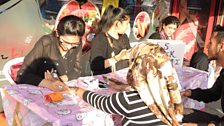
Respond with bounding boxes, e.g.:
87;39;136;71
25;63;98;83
12;1;224;126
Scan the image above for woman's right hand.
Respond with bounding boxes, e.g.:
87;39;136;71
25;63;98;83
39;79;69;92
39;71;69;91
114;49;131;61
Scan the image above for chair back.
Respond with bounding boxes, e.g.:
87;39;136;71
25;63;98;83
2;57;24;85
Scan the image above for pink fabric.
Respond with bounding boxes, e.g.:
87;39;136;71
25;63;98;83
1;79;121;126
54;1;100;52
160;31;170;40
1;67;208;126
174;22;199;61
10;62;23;81
175;67;208;110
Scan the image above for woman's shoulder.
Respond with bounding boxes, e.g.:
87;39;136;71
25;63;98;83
37;34;56;46
118;34;130;48
94;32;107;39
92;33;107;44
149;32;161;39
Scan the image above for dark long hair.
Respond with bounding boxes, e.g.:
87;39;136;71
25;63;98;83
162;16;180;27
96;5;129;34
55;15;85;37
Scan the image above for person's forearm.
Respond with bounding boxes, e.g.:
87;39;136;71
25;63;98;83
16;72;43;86
104;49;131;68
190;87;220;103
80;90;124;115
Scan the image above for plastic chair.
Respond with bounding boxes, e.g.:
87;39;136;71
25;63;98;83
2;57;24;85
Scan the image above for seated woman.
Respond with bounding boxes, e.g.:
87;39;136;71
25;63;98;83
71;42;184;126
16;15;89;91
149;16;180;40
90;5;131;75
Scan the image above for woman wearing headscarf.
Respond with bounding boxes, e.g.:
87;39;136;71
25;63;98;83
71;42;183;125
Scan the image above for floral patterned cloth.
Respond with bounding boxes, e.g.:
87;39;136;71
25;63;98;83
126;42;183;126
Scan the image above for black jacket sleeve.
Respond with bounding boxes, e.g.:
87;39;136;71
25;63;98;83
16;35;50;86
190;69;224;103
149;32;161;39
90;34;111;75
90;56;111;75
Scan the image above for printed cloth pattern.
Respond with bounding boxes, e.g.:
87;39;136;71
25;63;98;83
127;42;183;126
160;30;171;40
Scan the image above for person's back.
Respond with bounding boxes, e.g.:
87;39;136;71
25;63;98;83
73;42;183;125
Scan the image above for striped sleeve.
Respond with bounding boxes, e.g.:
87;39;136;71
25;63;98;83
82;91;128;116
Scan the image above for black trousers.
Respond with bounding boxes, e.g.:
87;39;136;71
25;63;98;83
183;109;224;126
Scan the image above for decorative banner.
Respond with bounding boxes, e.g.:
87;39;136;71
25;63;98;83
149;39;185;67
175;0;211;61
127;0;171;42
132;11;150;41
130;40;186;67
102;0;119;15
151;0;170;31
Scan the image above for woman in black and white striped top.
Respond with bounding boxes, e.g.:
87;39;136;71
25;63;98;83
71;43;183;126
82;90;165;126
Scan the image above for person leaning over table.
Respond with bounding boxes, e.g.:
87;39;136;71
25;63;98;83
16;15;89;91
149;16;180;40
70;43;185;126
181;25;224;125
90;5;131;75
